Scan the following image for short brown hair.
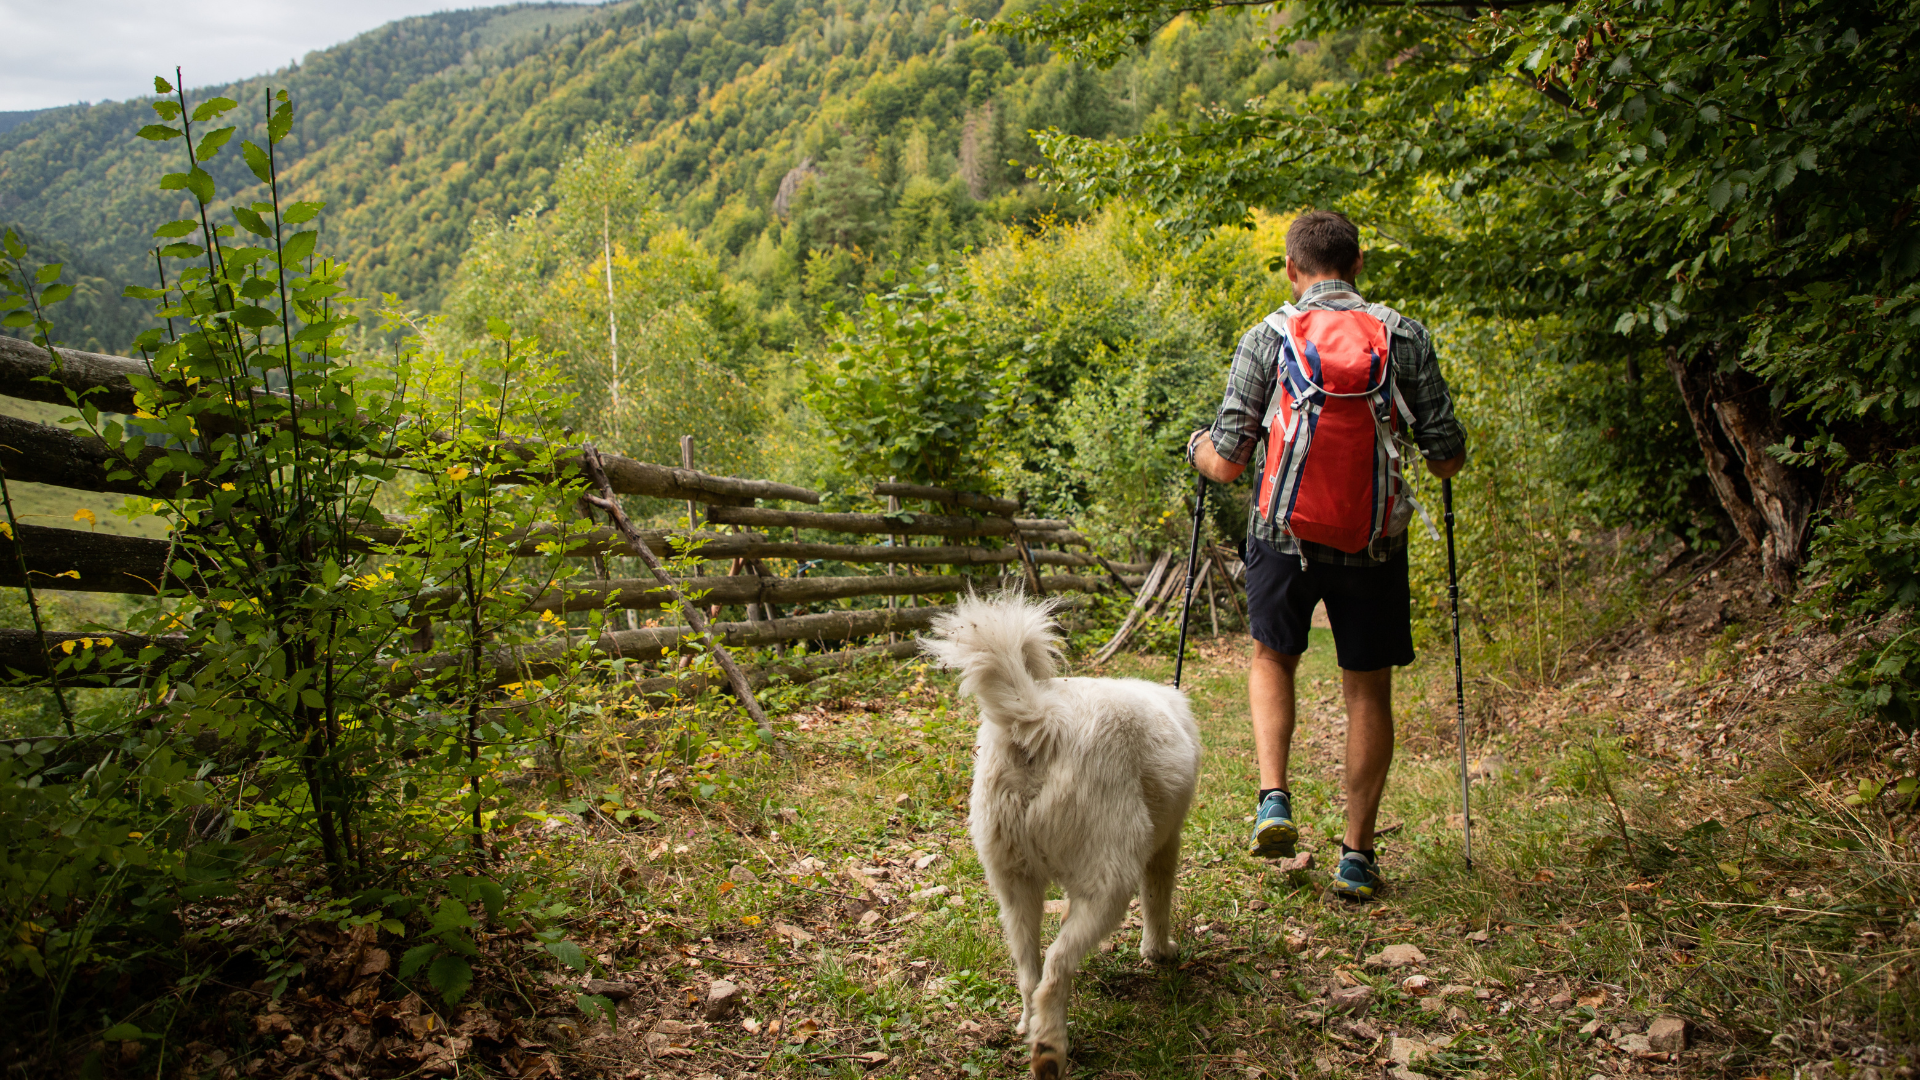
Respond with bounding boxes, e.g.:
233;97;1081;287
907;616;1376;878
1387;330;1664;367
1285;210;1361;277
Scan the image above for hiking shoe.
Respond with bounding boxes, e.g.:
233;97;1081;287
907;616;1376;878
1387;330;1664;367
1330;850;1382;901
1248;790;1299;859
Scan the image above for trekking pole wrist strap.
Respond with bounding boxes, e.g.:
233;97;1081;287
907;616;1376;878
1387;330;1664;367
1186;427;1210;465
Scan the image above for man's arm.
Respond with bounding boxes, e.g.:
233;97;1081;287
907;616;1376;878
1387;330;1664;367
1195;438;1245;483
1393;318;1467;478
1189;324;1278;484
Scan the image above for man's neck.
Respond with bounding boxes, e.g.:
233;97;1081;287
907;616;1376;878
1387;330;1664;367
1293;274;1355;299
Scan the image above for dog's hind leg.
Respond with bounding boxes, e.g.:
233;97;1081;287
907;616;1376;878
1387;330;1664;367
1027;886;1128;1080
992;871;1046;1038
1138;830;1182;964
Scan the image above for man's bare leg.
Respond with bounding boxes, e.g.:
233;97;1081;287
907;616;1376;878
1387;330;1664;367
1340;666;1394;851
1249;642;1300;791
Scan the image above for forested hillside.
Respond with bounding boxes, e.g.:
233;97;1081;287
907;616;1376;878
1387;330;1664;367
0;0;1343;353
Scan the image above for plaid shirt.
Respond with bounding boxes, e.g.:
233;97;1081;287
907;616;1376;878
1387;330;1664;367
1208;280;1466;566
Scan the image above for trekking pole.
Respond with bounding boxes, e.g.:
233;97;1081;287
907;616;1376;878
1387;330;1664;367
1444;477;1473;870
1173;471;1208;689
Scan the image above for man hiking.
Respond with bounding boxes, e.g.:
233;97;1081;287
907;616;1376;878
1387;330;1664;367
1187;210;1466;901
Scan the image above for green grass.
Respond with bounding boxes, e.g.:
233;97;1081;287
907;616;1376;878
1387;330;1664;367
537;621;1915;1080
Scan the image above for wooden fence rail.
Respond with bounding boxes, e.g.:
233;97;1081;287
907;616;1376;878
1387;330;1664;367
0;338;1165;698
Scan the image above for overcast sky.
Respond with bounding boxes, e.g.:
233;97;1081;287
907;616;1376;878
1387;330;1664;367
0;0;588;112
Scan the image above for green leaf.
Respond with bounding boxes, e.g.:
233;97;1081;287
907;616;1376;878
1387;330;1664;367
157;243;205;259
282;201;325;224
136;124;182;141
153;220;199;239
232;305;278;328
184;167;216;205
190;97;238;122
1706;179;1732;211
241;141;274;186
431;898;474;932
268;102;293;145
543;938;588;972
34;263;62;284
379;919;405;936
486;318;512;340
473;879;505;918
428;953;473;1004
39;284;72;305
576;993;617;1026
153;76;173;94
100;1023;145;1041
282;230;316;265
195;126;236;160
230;206;272;238
121;285;167;300
398;942;438;979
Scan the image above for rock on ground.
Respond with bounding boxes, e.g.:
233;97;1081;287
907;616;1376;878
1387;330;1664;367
1648;1016;1688;1053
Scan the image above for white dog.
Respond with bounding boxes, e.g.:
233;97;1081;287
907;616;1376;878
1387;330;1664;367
922;593;1202;1079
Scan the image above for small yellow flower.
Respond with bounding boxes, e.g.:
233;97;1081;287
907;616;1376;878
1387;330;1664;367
220;483;236;491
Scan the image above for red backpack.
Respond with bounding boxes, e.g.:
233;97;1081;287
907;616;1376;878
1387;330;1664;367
1256;301;1435;556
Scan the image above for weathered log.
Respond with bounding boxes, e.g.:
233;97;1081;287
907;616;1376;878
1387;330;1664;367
0;524;203;594
631;640;924;700
705;504;1017;538
1664;346;1818;590
0;339;820;505
392;604;949;689
516;529;1131;569
1018;529;1090;548
583;453;819;506
0;413;199;496
0;628;190;683
579;444;772;737
512;572;979;614
0;336;146;415
872;482;1019;517
1091;551;1174;664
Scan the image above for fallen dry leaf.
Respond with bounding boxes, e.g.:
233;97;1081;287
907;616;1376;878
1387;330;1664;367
773;921;814;945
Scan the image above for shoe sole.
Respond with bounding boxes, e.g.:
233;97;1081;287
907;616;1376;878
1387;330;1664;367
1249;820;1299;859
1329;878;1378;901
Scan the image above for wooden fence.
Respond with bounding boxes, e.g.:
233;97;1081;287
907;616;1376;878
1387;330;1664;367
0;337;1204;702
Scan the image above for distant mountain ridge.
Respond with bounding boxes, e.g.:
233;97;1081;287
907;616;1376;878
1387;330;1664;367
0;0;1325;353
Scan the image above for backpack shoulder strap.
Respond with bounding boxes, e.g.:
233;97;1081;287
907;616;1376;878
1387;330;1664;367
1259;305;1302;431
1365;302;1405;341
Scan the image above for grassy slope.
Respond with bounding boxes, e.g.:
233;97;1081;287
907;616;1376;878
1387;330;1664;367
486;559;1911;1080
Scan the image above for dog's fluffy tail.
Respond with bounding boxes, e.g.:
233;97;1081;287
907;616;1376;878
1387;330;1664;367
920;592;1062;727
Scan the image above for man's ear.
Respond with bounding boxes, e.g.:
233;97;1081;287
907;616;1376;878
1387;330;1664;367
1350;251;1366;280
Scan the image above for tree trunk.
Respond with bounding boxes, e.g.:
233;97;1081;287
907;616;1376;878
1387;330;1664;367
1664;346;1818;591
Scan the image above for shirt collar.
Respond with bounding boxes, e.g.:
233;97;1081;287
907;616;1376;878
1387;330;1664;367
1300;279;1364;304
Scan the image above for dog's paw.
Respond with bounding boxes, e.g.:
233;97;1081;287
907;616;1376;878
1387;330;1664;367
1030;1041;1066;1080
1140;940;1179;965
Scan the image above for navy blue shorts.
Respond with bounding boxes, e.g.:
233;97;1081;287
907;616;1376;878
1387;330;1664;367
1243;536;1415;671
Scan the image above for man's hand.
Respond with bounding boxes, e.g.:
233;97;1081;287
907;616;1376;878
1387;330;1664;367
1189;429;1245;484
1425;451;1465;480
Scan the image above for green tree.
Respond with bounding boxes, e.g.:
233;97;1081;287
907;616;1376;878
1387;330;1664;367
1012;0;1920;717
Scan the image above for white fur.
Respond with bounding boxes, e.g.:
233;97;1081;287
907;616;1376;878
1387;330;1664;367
922;593;1202;1078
